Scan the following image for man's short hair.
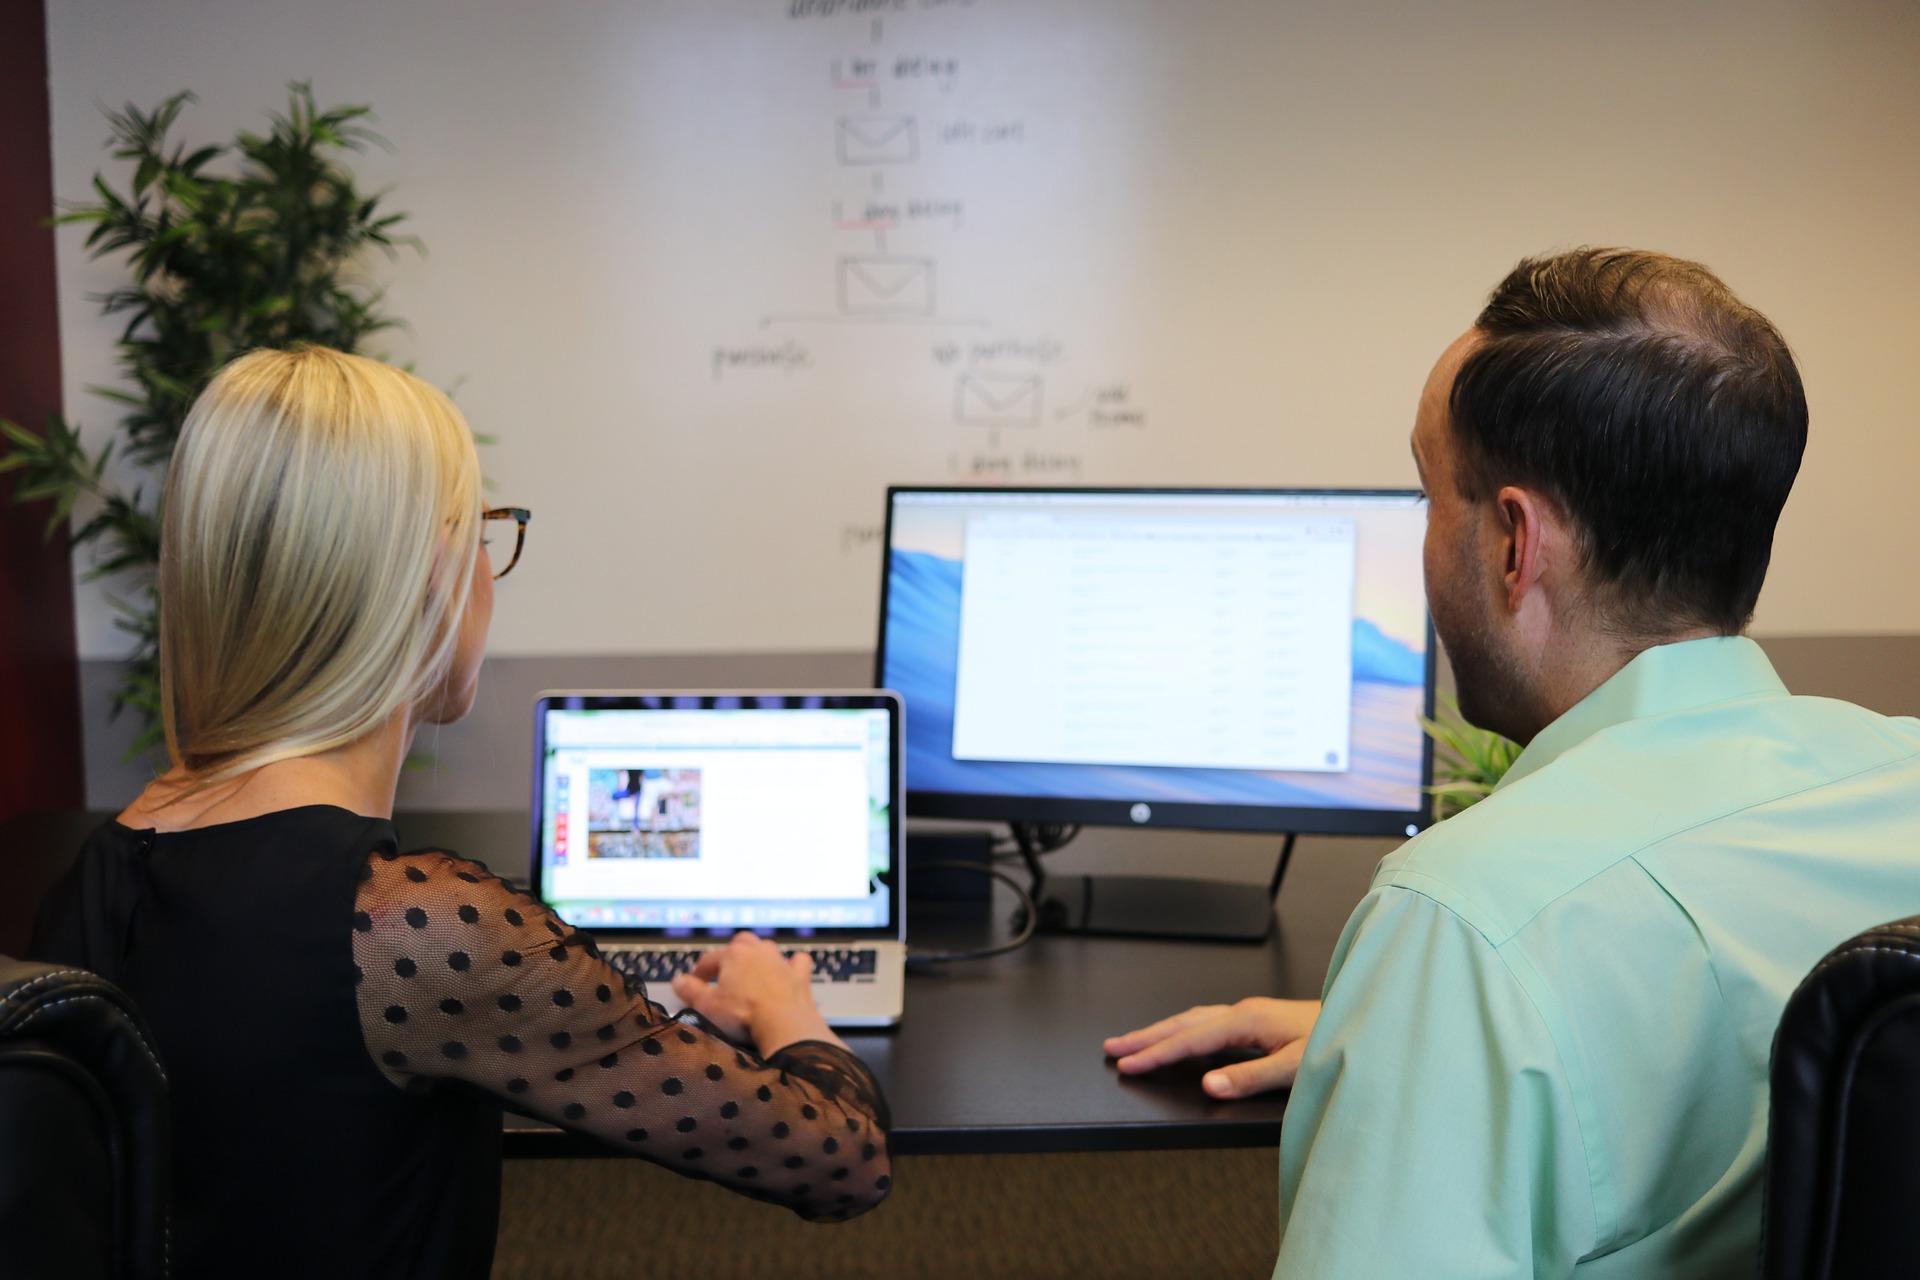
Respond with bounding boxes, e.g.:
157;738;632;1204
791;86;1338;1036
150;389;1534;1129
1449;247;1808;637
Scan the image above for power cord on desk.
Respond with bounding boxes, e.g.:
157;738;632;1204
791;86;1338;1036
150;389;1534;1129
992;822;1081;863
904;860;1040;965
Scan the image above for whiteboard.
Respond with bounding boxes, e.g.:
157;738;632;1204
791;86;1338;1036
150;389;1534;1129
48;0;1920;658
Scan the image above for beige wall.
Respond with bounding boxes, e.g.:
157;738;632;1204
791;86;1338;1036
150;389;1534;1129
44;0;1920;670
46;2;1920;805
78;635;1920;812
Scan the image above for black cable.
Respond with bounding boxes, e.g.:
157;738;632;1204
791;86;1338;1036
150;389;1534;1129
995;821;1081;862
1267;832;1299;902
1032;823;1081;852
904;859;1040;965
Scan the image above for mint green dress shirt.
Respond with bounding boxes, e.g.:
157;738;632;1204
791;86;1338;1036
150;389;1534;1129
1276;637;1920;1278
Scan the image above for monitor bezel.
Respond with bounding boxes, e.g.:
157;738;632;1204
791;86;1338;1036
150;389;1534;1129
874;485;1438;838
529;691;905;939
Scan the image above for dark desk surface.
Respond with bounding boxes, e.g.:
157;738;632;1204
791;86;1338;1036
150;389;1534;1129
511;909;1303;1158
7;808;1379;1157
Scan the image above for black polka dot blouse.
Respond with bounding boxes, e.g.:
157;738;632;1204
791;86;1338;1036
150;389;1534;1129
353;847;893;1222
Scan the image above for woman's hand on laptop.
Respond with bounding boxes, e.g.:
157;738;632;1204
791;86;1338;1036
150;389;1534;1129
1103;998;1322;1100
670;932;844;1058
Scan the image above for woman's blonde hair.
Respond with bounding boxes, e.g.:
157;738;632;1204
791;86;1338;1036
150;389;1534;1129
158;345;482;782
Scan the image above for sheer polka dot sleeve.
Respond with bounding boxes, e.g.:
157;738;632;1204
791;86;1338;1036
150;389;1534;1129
351;849;893;1221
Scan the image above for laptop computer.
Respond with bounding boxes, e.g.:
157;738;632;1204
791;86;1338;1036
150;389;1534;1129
529;691;905;1028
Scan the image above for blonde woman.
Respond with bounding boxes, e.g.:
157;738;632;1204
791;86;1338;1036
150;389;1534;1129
32;347;891;1278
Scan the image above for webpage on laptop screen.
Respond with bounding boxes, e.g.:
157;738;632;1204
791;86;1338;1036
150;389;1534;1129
540;708;893;931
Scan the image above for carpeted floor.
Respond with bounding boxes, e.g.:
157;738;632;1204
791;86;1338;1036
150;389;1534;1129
495;1147;1278;1279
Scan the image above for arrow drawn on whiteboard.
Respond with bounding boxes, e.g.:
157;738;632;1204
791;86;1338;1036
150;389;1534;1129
1054;395;1089;421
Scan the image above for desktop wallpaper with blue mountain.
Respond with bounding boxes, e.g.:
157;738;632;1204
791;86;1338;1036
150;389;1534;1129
881;506;1431;814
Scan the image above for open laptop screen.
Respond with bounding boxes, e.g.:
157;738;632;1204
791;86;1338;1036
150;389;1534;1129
531;695;900;937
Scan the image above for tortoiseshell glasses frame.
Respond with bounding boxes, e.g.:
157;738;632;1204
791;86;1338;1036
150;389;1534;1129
483;507;531;580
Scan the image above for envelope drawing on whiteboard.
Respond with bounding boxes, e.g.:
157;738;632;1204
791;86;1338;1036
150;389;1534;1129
837;115;918;165
954;372;1043;427
838;256;935;316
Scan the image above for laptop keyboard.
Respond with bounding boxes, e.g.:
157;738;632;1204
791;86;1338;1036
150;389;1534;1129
605;947;879;985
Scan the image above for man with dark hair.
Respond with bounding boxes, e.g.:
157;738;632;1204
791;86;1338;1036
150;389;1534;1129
1107;249;1920;1277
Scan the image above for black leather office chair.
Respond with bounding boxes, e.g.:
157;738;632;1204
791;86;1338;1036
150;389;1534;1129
0;957;171;1279
1764;916;1920;1280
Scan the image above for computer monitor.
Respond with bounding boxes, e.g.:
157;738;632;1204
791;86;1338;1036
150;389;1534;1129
876;487;1436;841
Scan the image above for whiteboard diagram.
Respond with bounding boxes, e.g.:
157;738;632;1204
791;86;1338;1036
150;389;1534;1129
838;255;935;316
954;371;1042;427
721;3;1149;494
836;115;918;166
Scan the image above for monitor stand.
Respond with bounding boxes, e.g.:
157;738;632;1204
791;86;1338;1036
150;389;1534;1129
1012;828;1296;944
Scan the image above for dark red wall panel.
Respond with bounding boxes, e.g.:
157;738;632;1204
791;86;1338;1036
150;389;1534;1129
0;0;84;949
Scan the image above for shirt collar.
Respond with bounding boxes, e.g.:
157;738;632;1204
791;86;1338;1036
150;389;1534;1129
1494;635;1788;791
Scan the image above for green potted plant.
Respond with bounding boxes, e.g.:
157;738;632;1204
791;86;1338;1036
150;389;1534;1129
1421;693;1522;818
0;82;420;754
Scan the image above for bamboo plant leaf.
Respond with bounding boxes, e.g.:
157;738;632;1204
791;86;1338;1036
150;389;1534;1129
6;81;427;749
1420;693;1522;819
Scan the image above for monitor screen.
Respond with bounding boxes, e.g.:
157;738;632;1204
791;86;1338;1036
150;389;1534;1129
876;487;1435;836
531;697;899;934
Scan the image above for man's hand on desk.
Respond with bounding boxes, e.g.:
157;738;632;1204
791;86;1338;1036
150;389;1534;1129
1104;998;1321;1100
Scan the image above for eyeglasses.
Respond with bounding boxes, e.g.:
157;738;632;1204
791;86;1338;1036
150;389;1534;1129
482;507;531;580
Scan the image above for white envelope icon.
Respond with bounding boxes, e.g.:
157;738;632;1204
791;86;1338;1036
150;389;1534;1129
838;256;935;316
837;116;917;165
954;372;1043;426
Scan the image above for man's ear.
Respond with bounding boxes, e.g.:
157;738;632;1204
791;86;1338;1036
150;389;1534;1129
1494;486;1553;614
